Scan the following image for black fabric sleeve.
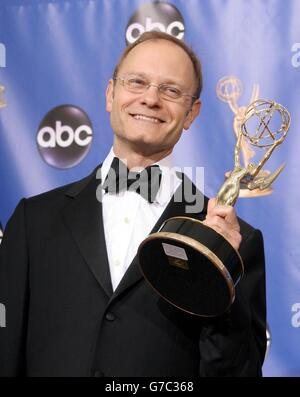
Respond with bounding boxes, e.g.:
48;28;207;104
199;229;267;377
0;199;29;376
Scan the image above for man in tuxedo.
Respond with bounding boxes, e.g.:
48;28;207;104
0;31;266;377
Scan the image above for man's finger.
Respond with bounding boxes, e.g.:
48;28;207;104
207;198;240;231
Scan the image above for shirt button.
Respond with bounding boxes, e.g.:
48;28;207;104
124;216;130;224
115;259;120;266
105;312;116;321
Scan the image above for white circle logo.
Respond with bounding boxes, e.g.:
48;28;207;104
37;105;93;169
125;1;185;45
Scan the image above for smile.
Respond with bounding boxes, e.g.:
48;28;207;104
130;114;164;123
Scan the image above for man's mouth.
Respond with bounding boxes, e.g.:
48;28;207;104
129;113;165;124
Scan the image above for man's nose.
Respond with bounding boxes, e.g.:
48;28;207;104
140;84;161;107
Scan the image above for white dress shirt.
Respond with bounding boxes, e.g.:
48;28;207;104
101;148;181;291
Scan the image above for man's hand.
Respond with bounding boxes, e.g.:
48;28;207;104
203;198;242;251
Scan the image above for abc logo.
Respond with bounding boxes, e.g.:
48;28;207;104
126;1;185;45
38;122;92;148
37;105;93;169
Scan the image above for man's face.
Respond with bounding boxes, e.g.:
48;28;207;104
106;39;201;155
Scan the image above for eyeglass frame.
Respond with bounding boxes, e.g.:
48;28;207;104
113;75;198;102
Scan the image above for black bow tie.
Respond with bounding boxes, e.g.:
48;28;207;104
102;157;162;203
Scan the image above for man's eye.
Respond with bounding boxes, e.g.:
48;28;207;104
162;86;181;97
128;78;147;87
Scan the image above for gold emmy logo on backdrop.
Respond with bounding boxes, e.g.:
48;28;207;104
138;98;290;317
0;85;6;108
216;76;277;197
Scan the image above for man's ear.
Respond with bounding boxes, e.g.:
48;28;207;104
106;79;114;112
183;99;201;130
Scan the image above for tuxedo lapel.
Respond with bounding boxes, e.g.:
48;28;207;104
61;168;113;298
109;174;208;304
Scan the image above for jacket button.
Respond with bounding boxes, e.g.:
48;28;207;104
93;370;104;377
105;312;116;321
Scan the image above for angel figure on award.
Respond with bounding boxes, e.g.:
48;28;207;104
216;99;290;206
216;76;278;197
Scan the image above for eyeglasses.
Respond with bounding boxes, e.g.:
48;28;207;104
114;76;197;102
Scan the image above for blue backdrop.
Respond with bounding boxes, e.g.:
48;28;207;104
0;0;299;376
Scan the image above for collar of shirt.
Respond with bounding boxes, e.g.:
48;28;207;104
100;147;182;207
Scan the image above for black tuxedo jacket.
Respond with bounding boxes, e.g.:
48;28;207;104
0;167;266;377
